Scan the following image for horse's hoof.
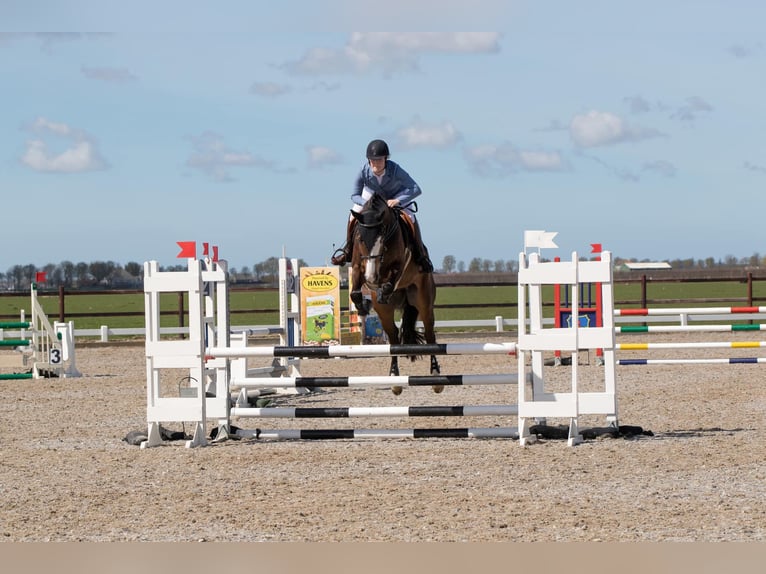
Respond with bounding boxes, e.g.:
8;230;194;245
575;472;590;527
391;386;403;396
431;385;444;394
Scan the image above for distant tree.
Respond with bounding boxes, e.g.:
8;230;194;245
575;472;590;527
89;261;116;285
481;259;492;272
468;258;482;272
75;262;89;285
47;264;63;287
125;262;142;277
10;265;25;290
748;253;761;266
23;264;36;286
238;267;253;281
442;255;456;273
457;260;465;273
41;263;58;286
493;259;505;273
261;257;279;278
61;261;75;287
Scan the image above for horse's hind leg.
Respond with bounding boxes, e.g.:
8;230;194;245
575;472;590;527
411;283;442;392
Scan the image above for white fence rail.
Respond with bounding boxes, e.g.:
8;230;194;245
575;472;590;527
3;311;766;342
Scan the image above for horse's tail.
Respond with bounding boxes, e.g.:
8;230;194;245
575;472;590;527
400;303;425;361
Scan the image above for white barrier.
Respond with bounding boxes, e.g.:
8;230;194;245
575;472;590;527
0;284;80;379
141;236;621;448
517;250;618;446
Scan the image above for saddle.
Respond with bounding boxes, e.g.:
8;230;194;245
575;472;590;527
394;206;432;273
397;211;417;246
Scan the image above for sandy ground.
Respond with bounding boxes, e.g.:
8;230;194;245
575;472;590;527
0;331;764;542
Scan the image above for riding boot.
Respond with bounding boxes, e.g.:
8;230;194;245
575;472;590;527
411;221;434;273
331;219;356;266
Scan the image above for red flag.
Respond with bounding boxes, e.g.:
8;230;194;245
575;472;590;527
590;243;602;254
202;242;210;256
177;241;196;258
35;271;47;283
212;246;219;262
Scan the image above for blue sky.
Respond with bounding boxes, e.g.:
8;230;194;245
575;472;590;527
2;1;765;272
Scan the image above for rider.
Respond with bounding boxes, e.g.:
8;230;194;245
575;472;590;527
331;139;434;273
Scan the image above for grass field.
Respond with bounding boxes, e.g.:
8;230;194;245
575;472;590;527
1;278;764;331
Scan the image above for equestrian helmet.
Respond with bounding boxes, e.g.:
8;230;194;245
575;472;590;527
366;139;390;159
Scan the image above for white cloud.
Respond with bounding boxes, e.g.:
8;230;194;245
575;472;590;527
349;32;501;54
0;33;110;52
570;110;664;148
582;153;640;183
643;160;677;178
727;42;763;59
186;131;289;182
283;32;501;76
464;142;568;177
250;81;291;97
671;96;713;122
21;117;107;173
624;95;652;114
32;117;73;136
570;111;626;147
397;119;461;149
519;150;567;171
306;145;342;169
744;161;766;174
81;66;138;83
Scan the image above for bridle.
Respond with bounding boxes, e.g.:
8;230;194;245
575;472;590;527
357;205;402;264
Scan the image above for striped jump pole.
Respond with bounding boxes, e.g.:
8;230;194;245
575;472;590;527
616;306;766;316
231;404;518;418
231;373;520;390
207;341;517;360
617;341;766;350
233;427;518;440
616;324;766;334
618;357;766;366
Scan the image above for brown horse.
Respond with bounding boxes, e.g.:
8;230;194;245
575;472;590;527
348;193;441;395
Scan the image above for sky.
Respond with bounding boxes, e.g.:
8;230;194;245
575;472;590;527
2;1;765;272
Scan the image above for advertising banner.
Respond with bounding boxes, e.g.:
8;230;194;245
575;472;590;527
299;267;341;345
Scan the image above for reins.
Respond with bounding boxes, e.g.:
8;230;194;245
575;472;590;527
357;203;403;263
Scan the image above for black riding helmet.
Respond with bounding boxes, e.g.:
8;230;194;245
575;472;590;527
366;139;390;159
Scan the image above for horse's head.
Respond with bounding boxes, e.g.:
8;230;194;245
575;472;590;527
350;194;405;289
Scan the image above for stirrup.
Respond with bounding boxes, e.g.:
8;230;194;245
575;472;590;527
331;247;348;266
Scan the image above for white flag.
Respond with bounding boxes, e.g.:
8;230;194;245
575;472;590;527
524;230;558;250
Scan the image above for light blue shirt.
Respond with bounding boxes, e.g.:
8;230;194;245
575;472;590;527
351;160;422;211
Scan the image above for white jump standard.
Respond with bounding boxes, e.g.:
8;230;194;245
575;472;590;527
140;233;621;448
0;283;80;380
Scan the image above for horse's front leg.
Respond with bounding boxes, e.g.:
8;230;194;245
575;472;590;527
375;302;402;395
389;356;399;377
350;289;370;316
